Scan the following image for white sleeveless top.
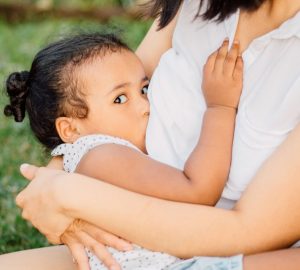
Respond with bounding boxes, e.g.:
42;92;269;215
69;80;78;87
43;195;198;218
146;0;300;203
51;134;141;173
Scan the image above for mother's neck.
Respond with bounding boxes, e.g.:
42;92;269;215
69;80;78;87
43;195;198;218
263;0;300;24
235;0;300;52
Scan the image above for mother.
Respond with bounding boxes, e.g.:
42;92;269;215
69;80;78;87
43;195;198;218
2;0;300;269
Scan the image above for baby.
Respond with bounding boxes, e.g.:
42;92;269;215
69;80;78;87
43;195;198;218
4;33;243;269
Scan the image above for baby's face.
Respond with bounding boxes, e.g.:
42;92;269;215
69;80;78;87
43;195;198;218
76;49;150;152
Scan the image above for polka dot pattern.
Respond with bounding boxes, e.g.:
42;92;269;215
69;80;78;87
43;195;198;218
51;134;181;269
86;245;180;270
51;134;142;173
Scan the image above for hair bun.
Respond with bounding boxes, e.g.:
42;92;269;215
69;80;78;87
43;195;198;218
4;71;30;122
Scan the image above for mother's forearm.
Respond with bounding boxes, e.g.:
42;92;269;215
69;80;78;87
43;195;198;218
61;174;241;258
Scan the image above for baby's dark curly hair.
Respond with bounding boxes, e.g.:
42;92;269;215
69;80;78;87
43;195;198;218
4;33;131;151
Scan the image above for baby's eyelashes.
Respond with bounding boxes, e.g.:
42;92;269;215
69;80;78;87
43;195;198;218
114;94;128;104
141;85;149;95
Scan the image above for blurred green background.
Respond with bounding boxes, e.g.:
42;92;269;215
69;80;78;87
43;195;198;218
0;0;151;254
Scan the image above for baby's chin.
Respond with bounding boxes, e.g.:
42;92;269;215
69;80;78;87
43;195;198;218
140;143;147;154
139;136;148;154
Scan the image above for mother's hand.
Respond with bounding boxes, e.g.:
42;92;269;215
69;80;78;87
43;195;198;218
62;219;133;270
16;164;74;244
17;164;133;270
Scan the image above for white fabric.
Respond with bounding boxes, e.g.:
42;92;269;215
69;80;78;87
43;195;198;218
51;134;141;173
51;134;181;269
146;0;300;205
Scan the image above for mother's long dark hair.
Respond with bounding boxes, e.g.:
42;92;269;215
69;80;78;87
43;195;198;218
147;0;267;29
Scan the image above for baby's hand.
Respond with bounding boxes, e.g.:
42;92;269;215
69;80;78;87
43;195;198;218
202;38;243;110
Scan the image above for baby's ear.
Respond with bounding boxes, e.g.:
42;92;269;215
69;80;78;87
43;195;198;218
55;117;80;143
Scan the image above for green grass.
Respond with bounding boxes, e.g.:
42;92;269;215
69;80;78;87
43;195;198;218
0;0;122;8
0;16;150;254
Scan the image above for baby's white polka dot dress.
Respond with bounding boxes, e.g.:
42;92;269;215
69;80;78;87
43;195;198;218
51;134;181;270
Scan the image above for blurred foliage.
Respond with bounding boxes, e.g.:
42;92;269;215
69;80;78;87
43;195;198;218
0;0;138;9
0;14;151;254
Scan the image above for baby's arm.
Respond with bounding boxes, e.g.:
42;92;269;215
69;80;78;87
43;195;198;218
76;39;243;205
184;39;243;204
46;157;63;170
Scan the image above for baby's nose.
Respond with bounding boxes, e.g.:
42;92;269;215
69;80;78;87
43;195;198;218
139;97;150;116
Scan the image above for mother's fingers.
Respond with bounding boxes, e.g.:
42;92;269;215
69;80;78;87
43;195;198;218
16;164;40;207
61;233;90;270
15;191;25;208
19;163;39;181
44;234;62;245
75;230;121;270
82;222;132;252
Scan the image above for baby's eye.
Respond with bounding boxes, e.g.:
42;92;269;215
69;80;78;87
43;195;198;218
114;94;128;104
141;85;149;95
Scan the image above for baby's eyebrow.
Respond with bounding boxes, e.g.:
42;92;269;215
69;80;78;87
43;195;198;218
110;82;130;92
108;76;149;95
142;76;149;82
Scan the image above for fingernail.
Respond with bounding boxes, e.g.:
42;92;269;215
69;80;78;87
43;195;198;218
20;163;30;172
234;39;240;44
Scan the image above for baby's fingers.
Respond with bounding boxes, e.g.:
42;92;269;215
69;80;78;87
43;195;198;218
233;56;244;81
203;50;218;74
214;38;229;74
224;40;240;76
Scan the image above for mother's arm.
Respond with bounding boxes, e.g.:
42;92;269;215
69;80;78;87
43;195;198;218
135;6;180;78
17;123;300;258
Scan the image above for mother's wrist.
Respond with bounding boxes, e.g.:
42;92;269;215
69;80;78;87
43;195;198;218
52;171;79;218
56;172;92;220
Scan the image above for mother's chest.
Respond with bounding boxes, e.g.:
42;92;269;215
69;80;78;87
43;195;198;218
238;43;300;133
